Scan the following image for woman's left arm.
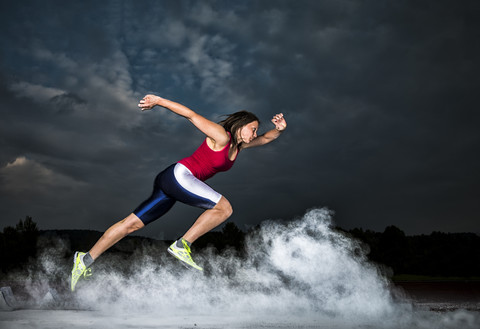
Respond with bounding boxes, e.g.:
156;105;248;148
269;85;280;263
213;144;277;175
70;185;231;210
242;113;287;149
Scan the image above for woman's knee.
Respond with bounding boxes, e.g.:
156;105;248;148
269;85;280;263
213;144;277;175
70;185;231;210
123;213;145;234
217;197;233;219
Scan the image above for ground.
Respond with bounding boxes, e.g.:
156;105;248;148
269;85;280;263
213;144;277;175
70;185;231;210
1;281;479;329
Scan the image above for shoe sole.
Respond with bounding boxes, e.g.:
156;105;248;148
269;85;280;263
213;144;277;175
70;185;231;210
71;252;80;291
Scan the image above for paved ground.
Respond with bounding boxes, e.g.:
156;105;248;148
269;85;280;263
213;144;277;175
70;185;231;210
395;281;480;312
0;307;479;329
1;281;479;329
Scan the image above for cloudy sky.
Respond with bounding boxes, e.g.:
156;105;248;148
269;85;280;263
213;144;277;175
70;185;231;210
0;0;479;239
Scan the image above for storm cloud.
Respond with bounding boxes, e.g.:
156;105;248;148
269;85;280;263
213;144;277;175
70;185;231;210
1;0;479;238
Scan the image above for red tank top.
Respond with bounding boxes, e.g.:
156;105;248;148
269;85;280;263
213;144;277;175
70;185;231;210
178;133;237;181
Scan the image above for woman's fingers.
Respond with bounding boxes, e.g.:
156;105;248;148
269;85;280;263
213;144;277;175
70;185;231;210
271;113;286;131
138;96;153;110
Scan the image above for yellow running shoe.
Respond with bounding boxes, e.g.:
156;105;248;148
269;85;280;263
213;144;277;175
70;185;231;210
71;252;92;291
167;239;203;271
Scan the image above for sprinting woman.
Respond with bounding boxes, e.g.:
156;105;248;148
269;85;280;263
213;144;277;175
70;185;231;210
71;94;287;291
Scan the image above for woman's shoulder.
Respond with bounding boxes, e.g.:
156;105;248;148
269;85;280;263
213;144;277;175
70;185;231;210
206;134;230;151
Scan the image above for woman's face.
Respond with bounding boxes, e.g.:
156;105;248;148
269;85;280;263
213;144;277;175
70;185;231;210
238;121;259;144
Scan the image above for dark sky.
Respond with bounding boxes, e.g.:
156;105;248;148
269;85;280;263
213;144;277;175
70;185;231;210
1;0;479;239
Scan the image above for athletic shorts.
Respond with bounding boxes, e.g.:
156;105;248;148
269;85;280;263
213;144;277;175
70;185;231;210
133;163;222;225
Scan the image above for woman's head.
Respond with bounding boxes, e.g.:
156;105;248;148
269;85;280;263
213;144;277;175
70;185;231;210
219;111;260;145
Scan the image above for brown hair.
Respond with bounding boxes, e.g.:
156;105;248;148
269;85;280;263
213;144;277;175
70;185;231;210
218;111;260;145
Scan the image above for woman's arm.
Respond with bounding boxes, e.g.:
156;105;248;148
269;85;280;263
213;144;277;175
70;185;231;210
138;95;230;147
241;113;287;149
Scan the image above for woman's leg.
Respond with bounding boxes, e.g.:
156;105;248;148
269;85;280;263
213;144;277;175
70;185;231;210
87;166;177;260
88;213;145;260
87;165;179;261
182;196;233;243
167;197;232;271
71;213;146;291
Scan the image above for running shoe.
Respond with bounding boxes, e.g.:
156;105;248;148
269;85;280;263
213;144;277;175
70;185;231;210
167;239;203;271
71;251;92;291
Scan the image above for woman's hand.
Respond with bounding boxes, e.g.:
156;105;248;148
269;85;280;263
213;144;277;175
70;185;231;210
272;113;287;131
241;113;287;149
138;94;162;111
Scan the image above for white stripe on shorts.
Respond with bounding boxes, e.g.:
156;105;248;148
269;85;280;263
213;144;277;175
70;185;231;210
173;163;222;205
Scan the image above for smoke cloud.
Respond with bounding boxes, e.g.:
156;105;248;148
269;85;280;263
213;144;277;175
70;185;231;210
8;208;480;328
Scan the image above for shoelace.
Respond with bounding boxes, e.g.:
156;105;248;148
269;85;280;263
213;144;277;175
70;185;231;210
83;268;92;280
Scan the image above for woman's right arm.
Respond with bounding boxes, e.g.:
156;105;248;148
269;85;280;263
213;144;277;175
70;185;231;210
138;95;230;146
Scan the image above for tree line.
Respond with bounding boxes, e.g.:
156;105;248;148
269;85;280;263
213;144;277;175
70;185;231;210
1;217;479;278
0;216;39;273
346;225;480;278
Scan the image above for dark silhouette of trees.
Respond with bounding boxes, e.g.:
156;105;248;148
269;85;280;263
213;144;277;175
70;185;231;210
0;216;39;273
406;231;480;277
376;225;409;274
1;215;479;278
195;222;245;254
348;227;480;277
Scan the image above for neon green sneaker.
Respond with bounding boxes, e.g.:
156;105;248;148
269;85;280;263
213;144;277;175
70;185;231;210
71;252;92;291
167;239;203;271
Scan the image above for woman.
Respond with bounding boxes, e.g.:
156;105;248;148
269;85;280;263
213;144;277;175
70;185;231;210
71;94;287;291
